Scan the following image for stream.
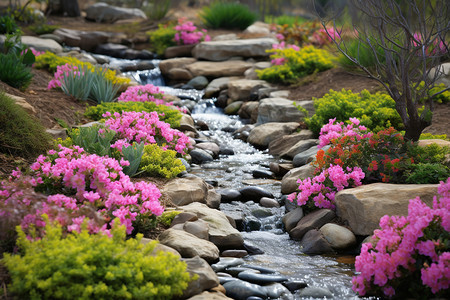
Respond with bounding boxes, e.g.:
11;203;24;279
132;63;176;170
122;61;360;299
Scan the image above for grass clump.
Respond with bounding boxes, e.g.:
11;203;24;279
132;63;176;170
2;219;192;299
200;2;258;30
0;92;51;158
0;52;33;91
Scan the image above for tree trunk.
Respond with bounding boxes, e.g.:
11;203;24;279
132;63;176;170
60;0;80;17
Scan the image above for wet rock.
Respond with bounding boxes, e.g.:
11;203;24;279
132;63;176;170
225;267;259;277
206;189;221;209
281;164;315;194
269;130;315;157
158;229;219;263
335;183;438;235
219;147;235;156
238;272;288;284
259;197;280;208
171;212;198;227
228;79;269;102
182;256;220;298
85;2;147;23
186;291;233;300
159;57;197;75
192;38;277;61
204;77;240;98
280;139;319;160
216;94;229;108
186;61;254;78
163;176;209;206
223;279;268;300
252;169;275;179
300;229;334;255
282;281;308;292
224;101;243;115
250;207;273;218
241;265;277;274
221;250;248;258
164;44;195;58
196;142;220;157
292;145;321;167
282;207;304;233
239;186;274;202
188;76;209;90
184;219;210;240
298;286;333;298
180;202;244;249
257;98;305;124
219;189;242;203
238;101;259;120
219;277;239;285
191;148;214;164
246;297;264;300
320;223;357;250
248;122;300;149
243;241;265;255
179;158;191;172
263;283;292;299
244;216;262;231
290;209;336;241
212;257;246;272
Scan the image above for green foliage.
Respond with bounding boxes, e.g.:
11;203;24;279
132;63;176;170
144;0;171;21
200;2;258;30
157;211;181;227
408;143;450;165
139;144;185;178
2;219;192;299
337;38;386;70
84;101;182;129
306;89;403;135
405;163;450;184
90;68;122;103
417;82;450;104
265;15;308;26
0;92;51;158
0;52;33;91
122;142;145;177
257;45;334;84
147;24;176;56
419;133;448;141
69;125;116;157
0;15;19;34
272;21;322;47
27;22;59;35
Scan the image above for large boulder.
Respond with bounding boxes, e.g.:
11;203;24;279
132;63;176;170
429;62;450;87
268;130;315;157
228;79;268;102
85;2;147;23
21;36;63;53
186;61;253;78
158;229;219;263
279;139;319;160
281;164;315;194
248;122;300;149
319;223;356;250
289;209;336;241
163;177;209;206
192;38;277;61
159;57;197;78
300;229;334;255
182;256;220;298
335;183;439;236
257;98;306;124
180;202;244;249
204;77;241;98
53;28;113;52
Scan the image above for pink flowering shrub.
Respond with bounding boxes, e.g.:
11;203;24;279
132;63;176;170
412;33;448;56
103;111;191;155
118;84;170;106
174;18;210;45
310;26;341;47
47;63;79;90
24;145;164;235
352;178;450;298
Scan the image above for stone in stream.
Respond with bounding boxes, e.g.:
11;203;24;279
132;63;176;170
196;142;220;157
280;139;319;160
282;207;304;233
219;147;235;156
243;241;265;255
281;164;315;194
257;98;305;124
187;76;209;90
246;297;264;300
218;189;242;203
250;207;273;218
224;101;243;115
223;280;268;300
263;283;292;299
221;249;248;258
282;281;308;292
211;257;246;272
268;130;314;157
191;148;214;164
252;169;275;179
298;286;333;298
182;256;220;299
259;197;280;208
248;122;300;149
219;276;239;285
238;272;289;284
289;209;336;241
225;267;260;277
238;186;274;202
292;145;321;167
241;264;277;274
243;216;262;232
319;223;357;250
300;229;334;255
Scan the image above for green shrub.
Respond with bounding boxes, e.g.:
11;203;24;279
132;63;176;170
405;163;450;184
256;45;334;84
200;2;258;30
85;101;182;129
2;219;192;299
419;133;448;140
417;82;450;104
408;143;450;165
144;0;171;21
0;15;19;34
265;15;308;27
121;142;145;177
147;24;176;56
337;38;386;70
305;89;403;135
0;92;51;158
27;23;59;35
139;144;185;178
0;52;33;91
157;211;181;227
89;68;122;103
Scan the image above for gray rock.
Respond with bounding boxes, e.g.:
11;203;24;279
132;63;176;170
282;207;304;233
335;183;439;235
211;257;246;272
219;189;242;203
269;130;315;157
292;145;321;167
186;291;233;300
298;286;333;298
193;38;277;61
223;280;268;300
252;169;275;179
280;139;319;160
244;22;272;36
319;223;356;250
182;256;220;298
158;229;219;263
244;216;262;231
225;267;260;277
224;101;243;115
289;209;336;241
248;122;300;149
53;28;112;52
238;272;288;284
171;212;198;227
283;281;308;292
238;186;273;202
259;197;280;208
186;61;254;78
300;229;334;255
241;264;277;274
21;35;62;53
164;44;195;58
206;189;222;209
191;148;214;164
204;77;240;98
263;283;292;299
159;57;197;76
221;250;248;258
163;176;209;206
228;79;269;102
281;164;316;194
188;76;209;90
196;142;220;157
238;101;259;121
257;98;305;124
184;219;210;240
85;2;147;23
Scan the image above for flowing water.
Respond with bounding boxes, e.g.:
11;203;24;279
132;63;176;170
126;65;361;299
